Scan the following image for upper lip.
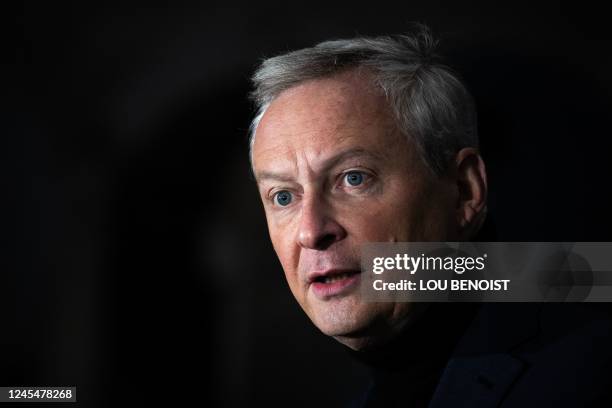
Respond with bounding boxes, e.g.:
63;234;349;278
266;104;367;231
307;268;361;284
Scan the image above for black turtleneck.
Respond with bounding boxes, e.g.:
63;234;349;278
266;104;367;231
348;303;481;408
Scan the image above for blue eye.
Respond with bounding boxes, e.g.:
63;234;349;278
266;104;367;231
274;190;292;206
345;171;364;186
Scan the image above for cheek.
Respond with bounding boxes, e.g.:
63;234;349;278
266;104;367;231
267;216;300;281
270;234;303;301
339;183;449;242
342;195;425;241
269;230;291;269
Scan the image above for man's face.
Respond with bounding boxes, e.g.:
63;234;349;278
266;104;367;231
252;70;457;349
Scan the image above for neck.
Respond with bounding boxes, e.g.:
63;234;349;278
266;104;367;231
348;303;480;374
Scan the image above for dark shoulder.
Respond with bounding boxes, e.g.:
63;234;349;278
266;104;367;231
433;303;612;408
507;303;612;407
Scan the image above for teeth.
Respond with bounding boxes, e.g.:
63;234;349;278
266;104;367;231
322;272;353;283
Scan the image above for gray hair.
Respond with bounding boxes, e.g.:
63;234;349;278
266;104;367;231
248;25;478;175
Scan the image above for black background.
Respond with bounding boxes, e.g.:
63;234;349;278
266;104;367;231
4;1;612;407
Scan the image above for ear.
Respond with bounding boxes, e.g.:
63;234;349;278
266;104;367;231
453;148;488;238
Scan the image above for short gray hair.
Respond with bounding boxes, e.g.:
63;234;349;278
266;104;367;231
248;25;478;175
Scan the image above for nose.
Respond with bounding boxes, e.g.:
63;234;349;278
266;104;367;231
297;195;347;250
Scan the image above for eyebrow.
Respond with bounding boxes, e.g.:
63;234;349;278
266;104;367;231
255;147;382;183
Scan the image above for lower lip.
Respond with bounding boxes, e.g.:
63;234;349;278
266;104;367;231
310;272;361;299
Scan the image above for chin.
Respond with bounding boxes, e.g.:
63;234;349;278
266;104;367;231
309;301;418;351
308;302;393;350
331;334;380;351
312;314;367;338
328;322;400;351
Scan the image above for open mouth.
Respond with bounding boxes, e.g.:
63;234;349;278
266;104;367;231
309;269;361;299
312;270;360;284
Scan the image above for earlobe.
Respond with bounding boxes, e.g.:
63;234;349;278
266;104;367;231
454;148;488;237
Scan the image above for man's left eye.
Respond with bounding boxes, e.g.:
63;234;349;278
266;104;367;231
344;171;365;186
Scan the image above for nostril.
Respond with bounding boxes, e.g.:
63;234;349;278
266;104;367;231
314;233;338;250
296;207;347;250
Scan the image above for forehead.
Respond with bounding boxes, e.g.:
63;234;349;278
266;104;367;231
252;70;403;173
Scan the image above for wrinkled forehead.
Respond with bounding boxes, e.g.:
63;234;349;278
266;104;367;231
252;70;401;173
